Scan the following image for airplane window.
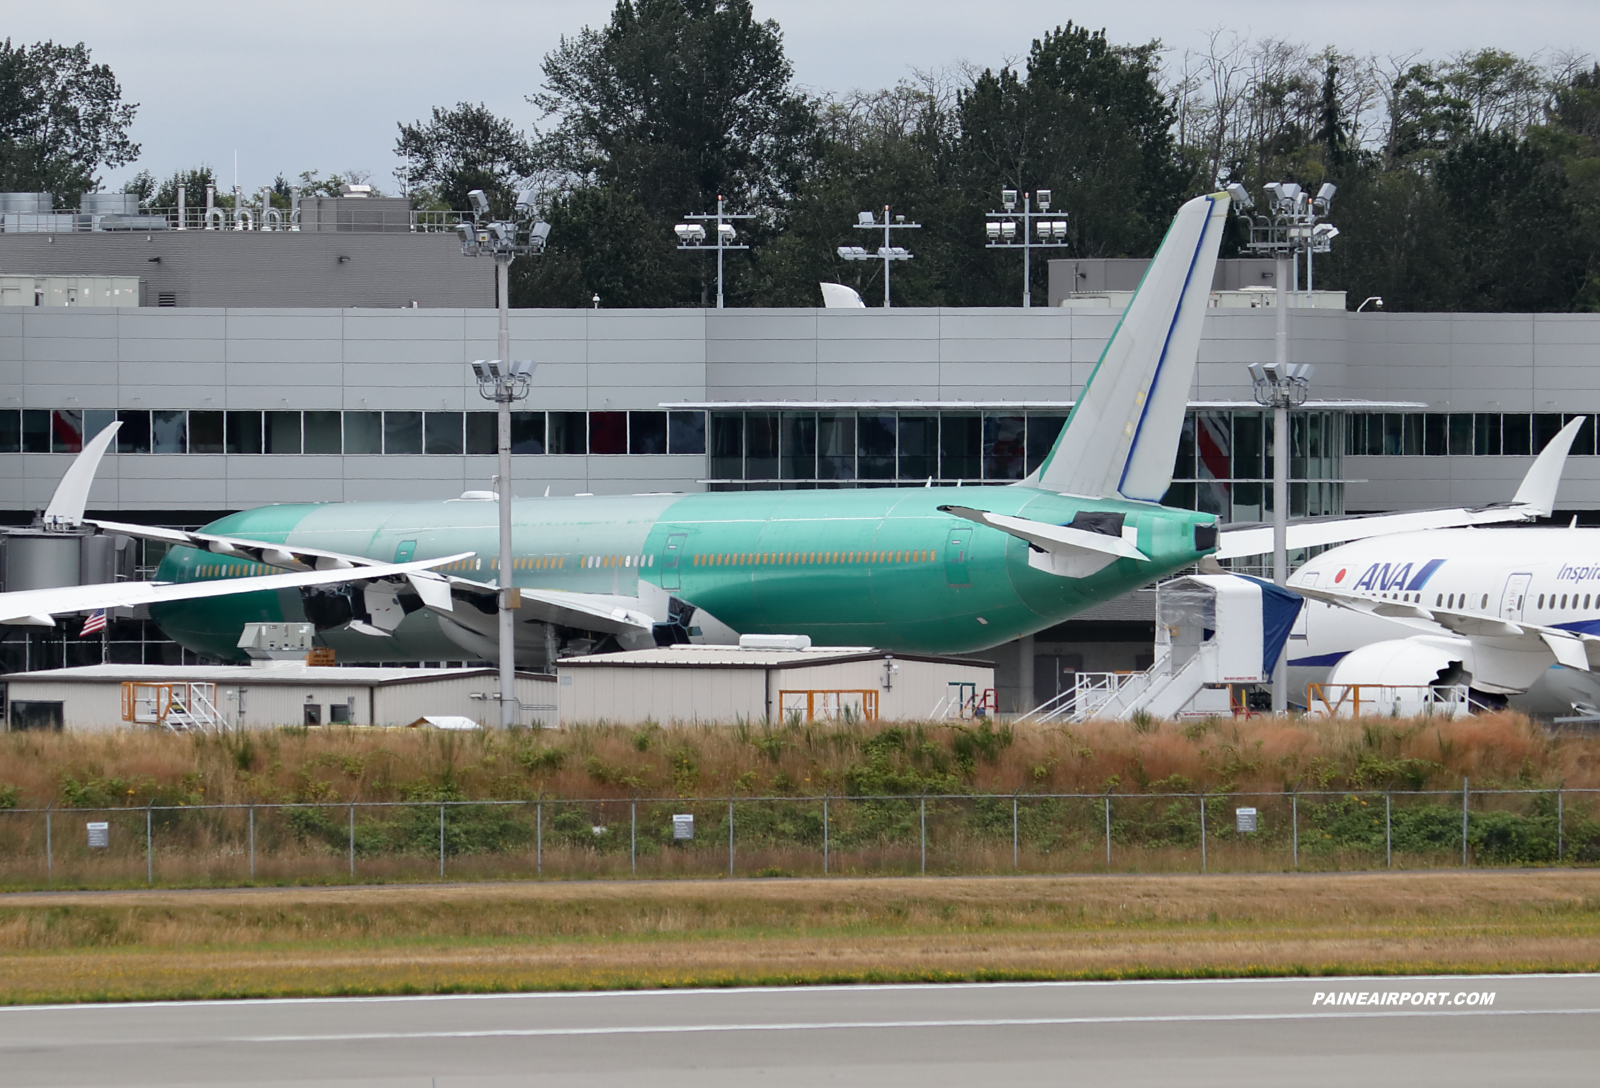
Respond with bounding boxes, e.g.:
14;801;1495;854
1539;594;1545;608
1482;595;1488;608
1447;594;1455;608
1562;595;1569;608
1436;594;1443;606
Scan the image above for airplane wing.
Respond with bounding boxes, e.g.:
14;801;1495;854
96;521;655;636
440;578;655;637
0;553;473;627
937;504;1148;579
89;520;387;571
1293;582;1600;673
1216;416;1582;560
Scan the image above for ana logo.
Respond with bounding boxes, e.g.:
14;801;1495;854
1334;568;1346;584
1351;558;1446;593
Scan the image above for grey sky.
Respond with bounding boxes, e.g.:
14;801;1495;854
11;0;1599;197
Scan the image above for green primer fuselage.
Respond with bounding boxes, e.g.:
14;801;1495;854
150;486;1217;662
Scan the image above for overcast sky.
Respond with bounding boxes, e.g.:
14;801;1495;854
12;0;1599;197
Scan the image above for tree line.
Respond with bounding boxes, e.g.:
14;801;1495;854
5;9;1600;312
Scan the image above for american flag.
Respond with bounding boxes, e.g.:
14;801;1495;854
80;609;107;637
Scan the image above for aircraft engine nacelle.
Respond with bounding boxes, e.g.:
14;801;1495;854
1326;639;1468;690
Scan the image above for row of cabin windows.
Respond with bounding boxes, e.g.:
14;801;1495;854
693;549;936;566
1362;589;1592;612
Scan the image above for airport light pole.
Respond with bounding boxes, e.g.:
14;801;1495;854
984;188;1069;307
837;206;920;307
674;196;753;309
459;188;550;727
1233;179;1335;713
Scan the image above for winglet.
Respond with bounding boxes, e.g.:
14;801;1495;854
42;422;121;530
1511;416;1581;516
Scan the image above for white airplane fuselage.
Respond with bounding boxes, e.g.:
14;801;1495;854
1286;526;1600;714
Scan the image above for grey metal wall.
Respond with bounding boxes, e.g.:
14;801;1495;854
0;232;491;308
2;303;1598;513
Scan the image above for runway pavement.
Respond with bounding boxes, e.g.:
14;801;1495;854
2;974;1598;1087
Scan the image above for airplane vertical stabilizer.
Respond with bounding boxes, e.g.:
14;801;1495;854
1026;192;1231;501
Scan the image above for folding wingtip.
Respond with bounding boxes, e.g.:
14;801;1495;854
42;421;122;529
1512;415;1581;516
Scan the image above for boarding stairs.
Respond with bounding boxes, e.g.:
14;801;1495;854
1017;574;1301;722
121;681;226;734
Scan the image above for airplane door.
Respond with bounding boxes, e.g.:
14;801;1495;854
1292;572;1317;638
944;528;973;587
394;539;416;563
660;533;687;591
1500;573;1532;621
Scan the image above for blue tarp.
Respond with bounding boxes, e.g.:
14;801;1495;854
1240;576;1304;676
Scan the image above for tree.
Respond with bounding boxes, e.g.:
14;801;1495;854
0;38;139;205
394;103;537;215
524;0;815;306
120;166;216;209
955;24;1187;263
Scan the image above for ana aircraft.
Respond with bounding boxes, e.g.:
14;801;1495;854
1280;418;1600;712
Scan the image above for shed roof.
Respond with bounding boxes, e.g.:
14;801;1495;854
3;663;554;687
558;645;990;670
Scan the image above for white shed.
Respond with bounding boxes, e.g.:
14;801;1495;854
556;645;994;724
2;663;556;731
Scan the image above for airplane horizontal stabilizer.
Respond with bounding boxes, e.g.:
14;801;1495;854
939;505;1147;579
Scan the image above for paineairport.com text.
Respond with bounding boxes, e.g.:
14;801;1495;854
1312;991;1496;1007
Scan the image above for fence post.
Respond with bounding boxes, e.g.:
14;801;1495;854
1292;791;1298;870
248;805;255;881
1385;792;1392;870
348;803;355;878
630;801;637;876
728;798;735;877
146;805;153;885
45;808;51;884
920;795;927;875
1104;794;1112;868
1558;784;1565;862
439;803;446;879
1012;794;1018;871
1199;793;1206;874
823;797;829;875
1462;777;1469;868
536;800;543;877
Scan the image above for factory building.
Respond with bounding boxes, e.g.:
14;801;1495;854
4;198;1600;717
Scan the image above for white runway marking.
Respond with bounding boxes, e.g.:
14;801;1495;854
239;1006;1600;1044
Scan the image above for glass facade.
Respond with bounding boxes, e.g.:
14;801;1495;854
1344;413;1597;458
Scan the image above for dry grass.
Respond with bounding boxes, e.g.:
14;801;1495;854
4;872;1600;1003
0;711;1592;810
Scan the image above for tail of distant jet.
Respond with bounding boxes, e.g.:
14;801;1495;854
1025;191;1231;501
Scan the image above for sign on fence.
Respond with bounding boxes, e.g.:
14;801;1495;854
1236;807;1258;833
86;822;109;848
673;814;694;841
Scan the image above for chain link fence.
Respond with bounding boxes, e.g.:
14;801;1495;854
2;782;1594;888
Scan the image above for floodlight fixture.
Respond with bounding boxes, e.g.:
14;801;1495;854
1226;182;1252;208
673;195;753;307
1317;182;1337;203
984;185;1068;306
467;189;491;218
528;221;551;250
844;204;921;305
515;188;537;214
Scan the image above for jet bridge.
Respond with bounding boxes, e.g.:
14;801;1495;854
1021;575;1302;722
